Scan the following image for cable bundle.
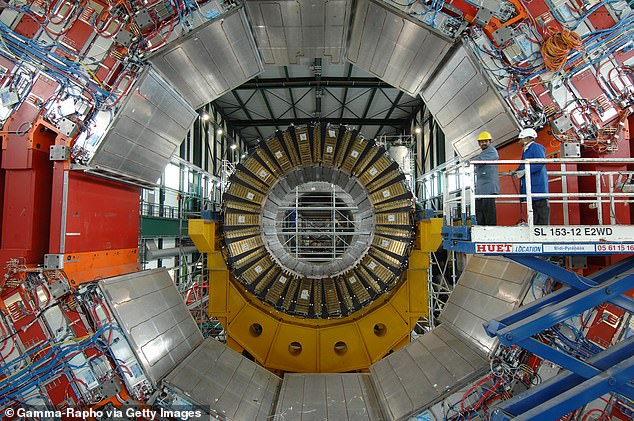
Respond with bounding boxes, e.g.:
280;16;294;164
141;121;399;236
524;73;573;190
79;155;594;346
540;28;583;72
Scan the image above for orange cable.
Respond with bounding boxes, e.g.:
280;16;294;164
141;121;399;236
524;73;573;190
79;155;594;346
541;29;583;72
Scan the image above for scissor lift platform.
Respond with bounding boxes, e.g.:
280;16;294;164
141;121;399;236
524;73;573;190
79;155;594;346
443;224;634;255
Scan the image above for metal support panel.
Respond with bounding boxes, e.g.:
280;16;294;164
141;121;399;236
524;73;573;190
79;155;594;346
163;338;281;421
273;373;383;420
439;255;533;354
88;67;197;185
420;42;520;159
246;0;351;65
369;325;488;421
484;287;576;331
346;0;452;96
149;7;264;109
366;256;532;420
98;269;203;387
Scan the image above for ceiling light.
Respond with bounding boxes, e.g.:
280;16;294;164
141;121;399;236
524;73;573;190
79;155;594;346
217;128;223;135
415;127;422;134
201;112;210;121
230;144;237;150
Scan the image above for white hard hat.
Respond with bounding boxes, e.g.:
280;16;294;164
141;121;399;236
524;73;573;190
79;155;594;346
518;128;538;139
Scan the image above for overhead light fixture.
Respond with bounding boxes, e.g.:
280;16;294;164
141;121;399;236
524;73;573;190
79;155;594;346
217;128;223;135
201;112;210;121
415;127;422;134
241;153;246;159
230;144;237;150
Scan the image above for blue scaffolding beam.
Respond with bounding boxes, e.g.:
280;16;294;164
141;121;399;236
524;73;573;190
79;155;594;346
491;345;634;419
484;256;634;419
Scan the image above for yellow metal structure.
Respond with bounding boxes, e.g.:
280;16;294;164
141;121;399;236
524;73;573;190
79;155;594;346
190;218;442;373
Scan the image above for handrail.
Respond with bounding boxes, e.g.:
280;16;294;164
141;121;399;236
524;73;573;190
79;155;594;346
420;158;634;230
140;201;180;219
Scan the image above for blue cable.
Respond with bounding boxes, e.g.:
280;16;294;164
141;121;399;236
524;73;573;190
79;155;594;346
0;325;121;404
570;0;628;30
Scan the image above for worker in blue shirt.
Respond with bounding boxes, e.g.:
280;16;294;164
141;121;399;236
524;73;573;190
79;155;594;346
513;128;550;225
473;131;500;225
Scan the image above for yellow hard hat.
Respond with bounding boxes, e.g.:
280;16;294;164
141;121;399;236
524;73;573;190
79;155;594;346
477;131;492;141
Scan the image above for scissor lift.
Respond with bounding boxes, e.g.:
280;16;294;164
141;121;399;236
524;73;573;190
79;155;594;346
436;158;634;420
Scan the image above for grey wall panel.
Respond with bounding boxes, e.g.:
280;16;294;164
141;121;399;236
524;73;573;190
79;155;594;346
98;269;203;387
439;255;533;354
346;0;452;96
420;43;520;159
368;255;533;420
247;0;350;65
369;325;488;421
88;67;197;185
163;338;281;421
150;7;263;109
273;373;384;420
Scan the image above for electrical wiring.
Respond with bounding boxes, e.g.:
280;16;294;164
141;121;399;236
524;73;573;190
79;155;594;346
541;28;583;72
387;0;418;6
607;66;634;96
507;11;632;102
140;17;176;53
47;0;81;26
0;23;110;102
569;0;626;30
581;407;610;421
580;307;599;329
94;8;126;39
444;372;506;421
183;0;223;20
0;324;121;405
64;377;90;405
556;322;602;354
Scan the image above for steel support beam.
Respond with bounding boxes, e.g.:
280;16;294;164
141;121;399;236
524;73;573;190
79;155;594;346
259;88;279;131
493;274;634;345
231;91;264;140
485;256;634;420
375;90;404;138
587;254;634;283
484;287;577;333
236;77;390;89
358;88;378;133
514;355;634;420
339;64;353;123
507;255;634;313
284;66;298;119
516;335;613;380
230;118;407;127
491;337;634;420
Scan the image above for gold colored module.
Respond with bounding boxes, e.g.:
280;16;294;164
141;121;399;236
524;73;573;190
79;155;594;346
190;126;442;373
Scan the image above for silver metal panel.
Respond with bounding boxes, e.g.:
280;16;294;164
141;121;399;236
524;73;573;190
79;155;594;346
273;373;384;420
247;0;351;65
439;255;533;354
98;269;203;387
88;67;197;184
369;325;487;421
150;7;263;109
163;338;281;421
346;0;452;96
420;42;520;159
368;255;532;420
